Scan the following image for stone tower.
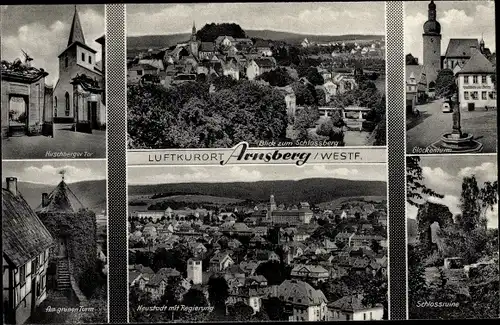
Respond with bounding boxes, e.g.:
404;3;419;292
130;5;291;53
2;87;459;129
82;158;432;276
187;258;202;285
479;34;485;54
267;194;277;220
189;21;199;58
422;0;442;91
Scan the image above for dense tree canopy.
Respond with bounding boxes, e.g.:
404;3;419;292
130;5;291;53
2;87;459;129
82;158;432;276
256;67;294;87
196;23;247;42
128;78;288;148
316;111;345;144
435;69;457;100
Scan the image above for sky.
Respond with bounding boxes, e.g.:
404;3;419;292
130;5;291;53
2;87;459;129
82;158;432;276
128;164;387;185
1;5;104;86
405;1;496;62
2;160;106;185
407;155;498;229
126;2;385;37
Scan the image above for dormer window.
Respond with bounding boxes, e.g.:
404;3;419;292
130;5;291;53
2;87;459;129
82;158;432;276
82;53;85;62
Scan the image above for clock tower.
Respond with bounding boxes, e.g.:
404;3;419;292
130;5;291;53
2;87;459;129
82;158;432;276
422;0;441;91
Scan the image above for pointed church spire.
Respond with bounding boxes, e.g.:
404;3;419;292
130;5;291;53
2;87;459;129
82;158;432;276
68;5;86;46
192;20;196;35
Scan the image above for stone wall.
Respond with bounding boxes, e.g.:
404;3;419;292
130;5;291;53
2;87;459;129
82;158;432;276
416;201;454;253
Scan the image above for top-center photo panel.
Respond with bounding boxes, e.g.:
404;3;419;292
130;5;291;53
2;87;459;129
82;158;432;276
126;2;387;149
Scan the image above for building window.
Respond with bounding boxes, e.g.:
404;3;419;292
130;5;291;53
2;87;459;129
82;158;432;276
55;96;57;109
464;91;469;100
137;70;143;76
471;91;479;100
482;76;487;84
82;53;85;62
364;313;366;320
492;91;497;99
482;91;487;100
464;76;469;84
65;56;68;68
65;92;70;116
89;56;92;64
20;265;26;285
370;312;373;320
36;280;41;297
473;76;478;84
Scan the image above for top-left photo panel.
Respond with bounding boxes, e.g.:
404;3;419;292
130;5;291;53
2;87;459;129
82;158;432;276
1;5;106;160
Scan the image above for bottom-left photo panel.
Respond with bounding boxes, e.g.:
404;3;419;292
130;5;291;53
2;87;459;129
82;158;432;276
2;160;108;324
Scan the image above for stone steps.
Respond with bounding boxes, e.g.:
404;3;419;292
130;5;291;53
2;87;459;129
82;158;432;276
57;260;72;291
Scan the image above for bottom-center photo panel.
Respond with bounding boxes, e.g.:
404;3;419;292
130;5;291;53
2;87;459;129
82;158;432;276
127;164;388;322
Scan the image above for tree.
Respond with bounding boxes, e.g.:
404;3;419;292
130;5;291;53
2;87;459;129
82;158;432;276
406;53;419;65
406;156;444;207
256;67;294;87
228;302;254;321
456;176;498;232
182;288;208;307
208;276;229;311
255;260;290;285
293;106;319;141
262;297;285;320
435;69;457;101
196;23;247;42
315;111;345;144
373;116;386;146
129;284;159;323
370;239;382;254
291;82;315;106
306;67;324;85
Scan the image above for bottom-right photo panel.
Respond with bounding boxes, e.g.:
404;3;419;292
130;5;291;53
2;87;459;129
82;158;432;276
407;155;499;319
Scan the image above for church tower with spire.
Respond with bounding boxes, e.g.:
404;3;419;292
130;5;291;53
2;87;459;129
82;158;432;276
422;0;442;91
189;21;199;58
53;5;102;122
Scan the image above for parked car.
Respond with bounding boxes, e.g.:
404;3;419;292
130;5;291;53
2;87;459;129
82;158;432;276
441;102;452;113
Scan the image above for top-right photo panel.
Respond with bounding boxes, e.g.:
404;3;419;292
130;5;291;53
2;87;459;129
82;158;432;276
405;0;496;154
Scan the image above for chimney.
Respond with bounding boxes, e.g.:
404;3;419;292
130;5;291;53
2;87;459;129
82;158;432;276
42;193;49;207
6;177;18;196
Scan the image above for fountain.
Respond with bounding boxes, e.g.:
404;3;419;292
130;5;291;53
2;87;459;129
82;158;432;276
429;93;483;152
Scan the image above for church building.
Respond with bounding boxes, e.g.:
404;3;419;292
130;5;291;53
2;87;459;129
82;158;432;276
53;6;105;131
